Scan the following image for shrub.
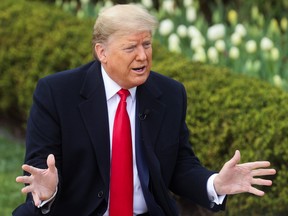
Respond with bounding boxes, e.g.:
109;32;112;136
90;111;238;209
0;0;94;123
153;60;288;215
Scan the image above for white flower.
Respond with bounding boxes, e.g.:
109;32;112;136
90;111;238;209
168;33;181;53
186;6;197;23
177;25;187;38
159;19;174;36
104;1;113;8
184;0;193;7
245;40;257;53
229;46;240;59
207;24;225;41
141;0;153;8
273;75;282;87
190;36;205;50
207;47;219;63
253;60;261;72
231;32;242;46
215;40;226;53
260;37;274;51
192;47;206;62
187;25;202;39
80;0;90;4
270;47;280;61
244;60;253;72
162;0;175;14
235;24;247;37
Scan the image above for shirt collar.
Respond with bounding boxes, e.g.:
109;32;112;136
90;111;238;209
101;66;136;101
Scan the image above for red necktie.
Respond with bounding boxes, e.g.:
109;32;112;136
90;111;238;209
109;89;133;216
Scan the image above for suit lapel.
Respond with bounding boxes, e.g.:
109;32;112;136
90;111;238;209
137;76;178;216
137;81;165;150
78;61;110;192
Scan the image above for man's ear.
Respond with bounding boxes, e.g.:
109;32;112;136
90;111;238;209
95;43;107;63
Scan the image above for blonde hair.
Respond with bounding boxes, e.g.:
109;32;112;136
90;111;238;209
92;4;158;59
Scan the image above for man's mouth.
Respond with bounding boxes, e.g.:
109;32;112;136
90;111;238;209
132;66;146;72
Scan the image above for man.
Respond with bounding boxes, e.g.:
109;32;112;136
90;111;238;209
13;4;276;216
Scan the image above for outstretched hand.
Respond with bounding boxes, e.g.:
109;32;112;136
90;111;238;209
16;154;59;207
214;150;276;196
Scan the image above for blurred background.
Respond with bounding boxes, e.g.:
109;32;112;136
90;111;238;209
1;0;288;215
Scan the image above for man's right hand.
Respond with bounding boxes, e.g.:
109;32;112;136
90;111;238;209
16;154;59;207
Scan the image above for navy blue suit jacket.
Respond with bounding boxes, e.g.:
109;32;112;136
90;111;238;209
13;60;225;215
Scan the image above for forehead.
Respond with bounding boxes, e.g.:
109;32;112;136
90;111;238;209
107;31;152;45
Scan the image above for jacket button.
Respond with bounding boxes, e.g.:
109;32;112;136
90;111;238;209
98;191;104;198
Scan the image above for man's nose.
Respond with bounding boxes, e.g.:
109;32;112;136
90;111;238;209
136;46;147;60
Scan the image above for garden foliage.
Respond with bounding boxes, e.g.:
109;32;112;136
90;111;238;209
0;0;94;122
1;0;288;215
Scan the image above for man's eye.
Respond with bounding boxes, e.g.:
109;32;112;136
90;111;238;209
124;46;135;52
143;42;151;48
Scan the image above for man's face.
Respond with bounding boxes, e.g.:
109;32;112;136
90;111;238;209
96;31;153;89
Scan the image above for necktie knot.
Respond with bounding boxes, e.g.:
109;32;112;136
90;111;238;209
117;89;130;102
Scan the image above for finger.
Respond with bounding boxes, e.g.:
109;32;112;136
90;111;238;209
16;176;33;184
251;168;276;177
239;161;271;170
21;185;34;194
248;186;265;196
22;164;40;175
47;154;57;173
32;192;41;207
251;178;273;186
227;150;241;168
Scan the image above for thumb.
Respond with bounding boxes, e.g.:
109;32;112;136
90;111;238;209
47;154;57;172
227;150;241;168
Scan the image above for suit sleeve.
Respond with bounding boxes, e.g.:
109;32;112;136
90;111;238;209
13;78;62;216
169;84;226;212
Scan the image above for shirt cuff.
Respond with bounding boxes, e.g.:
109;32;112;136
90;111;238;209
37;186;58;208
207;174;226;205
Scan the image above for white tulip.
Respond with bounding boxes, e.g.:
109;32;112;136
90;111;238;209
159;19;174;36
187;25;202;39
207;47;219;63
231;32;242;46
207;24;226;41
253;60;261;72
80;0;90;4
141;0;153;8
244;60;253;72
184;0;194;7
229;46;240;59
192;47;206;62
245;40;257;53
235;24;247;37
104;1;113;8
168;33;181;53
190;36;205;50
177;25;188;38
163;0;175;14
270;47;280;61
273;75;282;87
186;6;197;23
260;37;274;51
215;40;226;53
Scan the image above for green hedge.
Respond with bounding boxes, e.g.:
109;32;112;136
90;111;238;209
0;0;94;122
153;60;288;215
1;0;288;215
